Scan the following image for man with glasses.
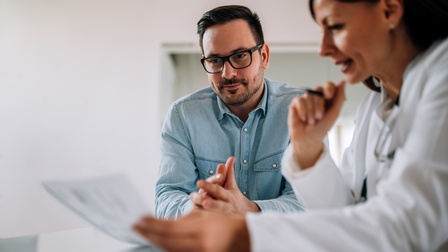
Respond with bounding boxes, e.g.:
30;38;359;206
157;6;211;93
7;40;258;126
155;5;306;219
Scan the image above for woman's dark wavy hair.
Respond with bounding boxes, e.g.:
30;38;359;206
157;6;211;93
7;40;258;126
197;5;264;54
309;0;448;92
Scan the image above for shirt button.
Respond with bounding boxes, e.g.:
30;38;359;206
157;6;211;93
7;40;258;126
243;191;247;195
243;128;248;132
272;163;277;168
209;170;214;174
243;160;247;164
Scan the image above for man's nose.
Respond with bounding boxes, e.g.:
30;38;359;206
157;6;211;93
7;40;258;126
221;60;237;79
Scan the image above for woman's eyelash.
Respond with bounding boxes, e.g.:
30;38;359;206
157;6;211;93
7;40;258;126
327;24;344;30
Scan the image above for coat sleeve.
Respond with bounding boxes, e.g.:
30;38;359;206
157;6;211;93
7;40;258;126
248;150;448;251
281;145;354;209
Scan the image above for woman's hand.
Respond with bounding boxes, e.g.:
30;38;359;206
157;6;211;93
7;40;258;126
134;209;250;252
289;81;346;169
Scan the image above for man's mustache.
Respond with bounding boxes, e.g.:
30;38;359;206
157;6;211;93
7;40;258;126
218;78;247;86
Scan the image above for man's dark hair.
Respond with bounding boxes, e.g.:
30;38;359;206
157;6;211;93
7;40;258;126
197;5;265;53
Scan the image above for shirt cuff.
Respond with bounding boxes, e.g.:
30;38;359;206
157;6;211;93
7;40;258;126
183;200;193;215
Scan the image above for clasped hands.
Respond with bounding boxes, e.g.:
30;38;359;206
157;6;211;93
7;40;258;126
132;156;253;252
189;156;260;215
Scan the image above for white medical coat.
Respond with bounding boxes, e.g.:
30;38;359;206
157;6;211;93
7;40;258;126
247;38;448;252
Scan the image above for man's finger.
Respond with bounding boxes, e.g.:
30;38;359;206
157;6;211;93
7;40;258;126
197;180;229;201
223;157;237;189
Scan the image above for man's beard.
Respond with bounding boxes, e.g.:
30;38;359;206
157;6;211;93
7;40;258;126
216;77;261;106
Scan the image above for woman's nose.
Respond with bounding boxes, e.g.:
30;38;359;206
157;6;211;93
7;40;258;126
319;31;336;57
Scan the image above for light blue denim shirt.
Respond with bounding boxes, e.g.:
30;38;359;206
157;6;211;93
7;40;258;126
155;78;306;219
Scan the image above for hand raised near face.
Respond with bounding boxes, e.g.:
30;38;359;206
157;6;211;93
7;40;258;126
289;81;346;169
189;156;260;215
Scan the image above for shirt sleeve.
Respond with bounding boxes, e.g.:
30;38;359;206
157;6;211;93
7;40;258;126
155;104;198;219
253;177;305;213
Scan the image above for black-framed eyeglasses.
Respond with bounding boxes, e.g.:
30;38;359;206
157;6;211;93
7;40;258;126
200;44;263;74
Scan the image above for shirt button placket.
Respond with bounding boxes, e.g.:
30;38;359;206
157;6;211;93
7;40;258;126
240;126;249;197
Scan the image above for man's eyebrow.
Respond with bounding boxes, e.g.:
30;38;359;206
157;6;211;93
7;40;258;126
205;47;251;58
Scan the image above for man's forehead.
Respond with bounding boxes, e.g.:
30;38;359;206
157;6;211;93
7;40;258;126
202;20;256;56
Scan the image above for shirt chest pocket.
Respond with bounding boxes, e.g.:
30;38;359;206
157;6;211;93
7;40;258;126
253;152;282;172
253;152;284;199
195;158;224;180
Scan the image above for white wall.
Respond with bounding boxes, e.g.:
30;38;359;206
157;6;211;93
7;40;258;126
0;0;160;237
0;0;366;238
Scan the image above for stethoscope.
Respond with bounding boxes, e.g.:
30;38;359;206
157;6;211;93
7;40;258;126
374;96;400;162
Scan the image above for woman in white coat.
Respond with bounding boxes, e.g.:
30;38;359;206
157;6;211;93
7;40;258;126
134;0;448;251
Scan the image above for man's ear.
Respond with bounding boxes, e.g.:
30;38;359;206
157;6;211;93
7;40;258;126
261;43;270;69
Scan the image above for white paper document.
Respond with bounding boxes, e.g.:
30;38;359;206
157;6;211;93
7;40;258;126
42;173;152;246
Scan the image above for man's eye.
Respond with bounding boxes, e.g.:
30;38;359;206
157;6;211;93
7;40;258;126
206;58;220;64
234;52;248;59
230;52;248;62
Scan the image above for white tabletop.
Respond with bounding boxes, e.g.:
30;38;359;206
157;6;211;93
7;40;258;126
0;227;162;252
